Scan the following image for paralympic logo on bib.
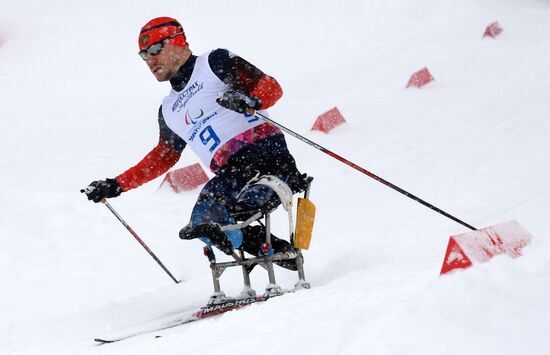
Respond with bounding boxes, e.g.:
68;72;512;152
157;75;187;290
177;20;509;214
185;109;205;125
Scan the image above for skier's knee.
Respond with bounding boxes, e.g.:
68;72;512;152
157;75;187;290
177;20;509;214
185;199;243;250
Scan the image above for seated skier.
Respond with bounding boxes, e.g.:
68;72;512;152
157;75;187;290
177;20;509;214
82;17;307;268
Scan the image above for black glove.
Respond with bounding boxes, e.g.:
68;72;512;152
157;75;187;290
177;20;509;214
216;90;262;113
82;178;123;203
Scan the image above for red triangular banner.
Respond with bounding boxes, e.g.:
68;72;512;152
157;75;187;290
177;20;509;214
160;163;209;192
311;107;347;133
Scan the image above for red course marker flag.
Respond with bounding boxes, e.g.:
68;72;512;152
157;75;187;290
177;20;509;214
483;21;503;38
440;220;532;275
311;106;347;133
160;163;209;192
406;67;435;88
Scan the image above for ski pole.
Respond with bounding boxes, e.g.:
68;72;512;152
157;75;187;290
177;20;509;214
252;111;477;231
100;198;180;284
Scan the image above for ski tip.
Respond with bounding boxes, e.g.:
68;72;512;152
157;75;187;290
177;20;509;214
94;338;116;344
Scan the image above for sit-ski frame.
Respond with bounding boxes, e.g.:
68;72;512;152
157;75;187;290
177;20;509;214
202;176;313;304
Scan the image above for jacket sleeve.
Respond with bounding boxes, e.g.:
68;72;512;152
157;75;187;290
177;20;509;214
115;108;186;192
208;48;283;110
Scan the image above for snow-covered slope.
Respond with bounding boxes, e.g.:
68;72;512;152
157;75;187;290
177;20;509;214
1;0;549;354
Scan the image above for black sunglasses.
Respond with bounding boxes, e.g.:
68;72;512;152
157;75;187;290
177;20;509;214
138;32;184;60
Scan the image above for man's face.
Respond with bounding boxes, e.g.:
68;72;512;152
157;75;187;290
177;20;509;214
144;44;188;82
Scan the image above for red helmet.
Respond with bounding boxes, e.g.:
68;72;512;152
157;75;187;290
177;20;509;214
138;17;188;50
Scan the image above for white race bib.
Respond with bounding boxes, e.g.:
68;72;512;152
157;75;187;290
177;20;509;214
161;52;265;169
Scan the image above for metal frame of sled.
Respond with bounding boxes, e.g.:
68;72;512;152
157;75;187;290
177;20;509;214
201;175;315;305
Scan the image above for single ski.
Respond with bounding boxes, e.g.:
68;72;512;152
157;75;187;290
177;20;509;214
94;295;270;344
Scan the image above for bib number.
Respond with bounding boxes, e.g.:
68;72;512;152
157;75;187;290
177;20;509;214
200;125;221;152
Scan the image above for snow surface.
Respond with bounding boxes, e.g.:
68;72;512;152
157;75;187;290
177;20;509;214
1;0;550;354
